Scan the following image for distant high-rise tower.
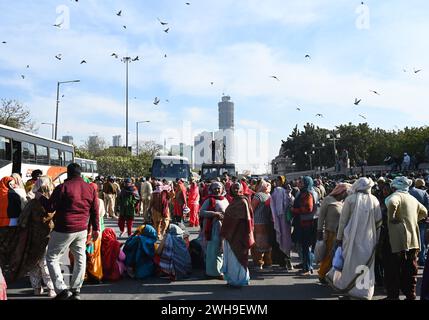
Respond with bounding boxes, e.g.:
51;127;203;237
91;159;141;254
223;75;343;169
218;95;234;164
112;135;122;147
62;136;73;145
218;95;234;130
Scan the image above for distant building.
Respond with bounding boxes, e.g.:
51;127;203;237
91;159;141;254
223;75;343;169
112;135;122;147
88;136;98;146
218;95;235;164
62;135;73;145
193;96;236;170
170;143;193;167
271;142;297;175
218;95;234;130
194;131;213;170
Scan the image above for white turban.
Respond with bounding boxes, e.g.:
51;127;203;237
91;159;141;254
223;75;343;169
351;177;375;194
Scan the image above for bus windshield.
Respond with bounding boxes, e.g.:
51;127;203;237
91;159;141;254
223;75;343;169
151;158;190;180
201;165;235;180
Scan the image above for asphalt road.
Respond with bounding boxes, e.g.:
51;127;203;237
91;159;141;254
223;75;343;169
6;216;423;300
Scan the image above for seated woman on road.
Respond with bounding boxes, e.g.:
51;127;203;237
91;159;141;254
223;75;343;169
123;224;158;279
83;182;107;284
156;223;192;281
101;228;126;281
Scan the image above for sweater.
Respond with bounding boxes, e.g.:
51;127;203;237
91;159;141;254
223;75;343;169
386;191;428;253
40;177;99;233
317;195;343;233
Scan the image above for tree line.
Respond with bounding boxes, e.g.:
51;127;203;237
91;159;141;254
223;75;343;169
280;123;429;171
75;139;162;178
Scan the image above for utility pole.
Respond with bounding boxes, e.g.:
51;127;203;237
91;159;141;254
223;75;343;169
136;121;150;156
54;80;80;140
122;57;131;152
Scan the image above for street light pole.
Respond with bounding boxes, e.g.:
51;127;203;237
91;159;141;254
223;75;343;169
55;82;60;140
304;150;315;170
136;121;150;156
54;80;80;140
123;57;131;152
42;123;54;139
312;143;326;170
327;132;341;168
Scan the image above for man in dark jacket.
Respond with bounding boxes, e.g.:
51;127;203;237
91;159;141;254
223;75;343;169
39;163;99;300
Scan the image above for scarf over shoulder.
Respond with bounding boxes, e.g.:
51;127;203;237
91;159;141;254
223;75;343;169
221;195;255;267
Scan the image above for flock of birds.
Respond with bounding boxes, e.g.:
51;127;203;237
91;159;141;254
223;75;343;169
0;1;424;123
2;2;194;106
270;55;422;121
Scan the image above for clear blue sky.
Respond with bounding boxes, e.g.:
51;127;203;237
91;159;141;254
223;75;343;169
0;0;428;173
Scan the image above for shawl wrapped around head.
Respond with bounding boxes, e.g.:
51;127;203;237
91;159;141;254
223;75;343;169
159;224;192;279
123;225;158;279
101;228;122;281
221;195;255;267
390;176;412;192
351;177;375;194
330;183;353;197
151;189;170;218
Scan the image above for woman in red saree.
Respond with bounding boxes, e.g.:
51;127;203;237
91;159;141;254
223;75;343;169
187;179;200;227
173;180;187;224
101;228;125;281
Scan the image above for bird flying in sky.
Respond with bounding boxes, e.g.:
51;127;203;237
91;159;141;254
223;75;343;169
157;18;168;25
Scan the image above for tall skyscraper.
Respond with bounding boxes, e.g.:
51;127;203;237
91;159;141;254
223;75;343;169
194;95;236;169
112;135;122;147
62;136;73;145
218;95;234;130
218;95;235;164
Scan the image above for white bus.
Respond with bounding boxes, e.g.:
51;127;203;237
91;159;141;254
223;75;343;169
0;124;74;184
150;155;192;181
75;157;98;180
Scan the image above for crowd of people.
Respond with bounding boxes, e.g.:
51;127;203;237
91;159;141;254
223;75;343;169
1;164;429;300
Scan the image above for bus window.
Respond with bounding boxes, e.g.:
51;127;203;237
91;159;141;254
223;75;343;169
59;152;64;166
93;163;97;172
64;151;73;166
0;136;11;161
50;148;61;166
81;162;88;172
22;142;36;164
36;145;49;165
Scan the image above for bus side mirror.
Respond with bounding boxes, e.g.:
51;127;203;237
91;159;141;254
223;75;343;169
149;168;152;173
198;170;201;175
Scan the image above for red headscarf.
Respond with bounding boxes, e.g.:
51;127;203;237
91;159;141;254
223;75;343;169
101;228;121;281
0;177;14;225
